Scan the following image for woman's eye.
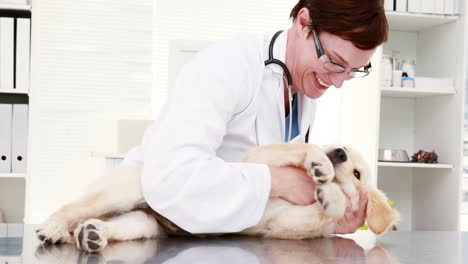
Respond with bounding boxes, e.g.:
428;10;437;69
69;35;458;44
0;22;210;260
353;169;361;180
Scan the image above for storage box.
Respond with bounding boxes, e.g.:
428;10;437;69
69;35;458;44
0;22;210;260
116;119;153;154
414;77;454;90
91;118;153;155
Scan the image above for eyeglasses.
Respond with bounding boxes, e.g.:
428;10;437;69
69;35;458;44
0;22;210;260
310;26;372;78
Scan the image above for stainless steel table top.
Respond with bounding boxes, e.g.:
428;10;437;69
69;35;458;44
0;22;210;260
0;224;467;263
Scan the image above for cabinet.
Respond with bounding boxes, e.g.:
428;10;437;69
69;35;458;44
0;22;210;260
0;5;30;224
378;12;464;231
339;11;465;231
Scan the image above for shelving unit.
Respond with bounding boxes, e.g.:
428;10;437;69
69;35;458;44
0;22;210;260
375;10;464;231
337;7;464;232
0;6;31;224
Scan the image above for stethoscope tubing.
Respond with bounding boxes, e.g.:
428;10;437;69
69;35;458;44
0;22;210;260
264;30;294;142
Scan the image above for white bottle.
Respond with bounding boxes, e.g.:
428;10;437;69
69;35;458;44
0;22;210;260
401;59;415;78
382;54;393;87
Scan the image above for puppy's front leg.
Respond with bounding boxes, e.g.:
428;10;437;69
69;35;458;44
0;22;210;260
36;166;145;245
316;183;347;220
245;143;335;184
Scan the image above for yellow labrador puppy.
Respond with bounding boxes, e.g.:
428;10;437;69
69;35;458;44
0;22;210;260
36;144;399;252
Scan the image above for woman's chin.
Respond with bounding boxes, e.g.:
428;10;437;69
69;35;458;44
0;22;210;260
304;85;327;99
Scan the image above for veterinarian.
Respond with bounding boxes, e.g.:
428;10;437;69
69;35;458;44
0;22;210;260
124;0;388;234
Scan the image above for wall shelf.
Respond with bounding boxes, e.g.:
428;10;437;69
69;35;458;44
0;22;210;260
90;152;125;159
381;87;456;98
0;173;25;179
0;3;30;11
386;11;459;32
378;162;453;169
0;89;28;95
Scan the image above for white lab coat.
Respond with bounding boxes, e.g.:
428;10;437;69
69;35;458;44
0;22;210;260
123;31;317;233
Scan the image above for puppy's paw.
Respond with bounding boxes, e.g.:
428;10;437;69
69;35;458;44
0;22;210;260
316;183;346;220
74;219;108;253
36;218;73;245
304;146;335;184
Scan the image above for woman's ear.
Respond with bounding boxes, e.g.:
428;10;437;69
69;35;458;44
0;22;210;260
293;7;311;37
366;188;400;235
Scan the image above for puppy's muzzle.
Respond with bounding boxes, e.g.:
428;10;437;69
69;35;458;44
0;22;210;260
327;148;347;165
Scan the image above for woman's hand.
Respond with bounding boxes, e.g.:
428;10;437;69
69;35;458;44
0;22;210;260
334;188;368;234
269;165;317;205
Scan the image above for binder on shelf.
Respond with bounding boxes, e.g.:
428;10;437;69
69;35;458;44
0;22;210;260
15;18;30;92
445;0;455;14
11;104;27;173
396;0;408;12
384;0;394;11
454;0;460;14
434;0;444;14
0;104;12;173
421;0;435;14
408;0;421;12
0;17;14;91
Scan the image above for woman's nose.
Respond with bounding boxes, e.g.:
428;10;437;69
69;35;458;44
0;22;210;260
329;72;349;88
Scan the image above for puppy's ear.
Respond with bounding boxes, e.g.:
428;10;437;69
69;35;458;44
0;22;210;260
366;188;400;235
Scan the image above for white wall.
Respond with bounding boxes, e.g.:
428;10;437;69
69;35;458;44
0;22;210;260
152;0;365;149
152;0;296;117
26;0;153;223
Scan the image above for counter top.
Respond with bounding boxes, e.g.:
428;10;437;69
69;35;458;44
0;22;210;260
0;224;467;263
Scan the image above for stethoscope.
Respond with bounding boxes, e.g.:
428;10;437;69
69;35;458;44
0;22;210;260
264;30;310;143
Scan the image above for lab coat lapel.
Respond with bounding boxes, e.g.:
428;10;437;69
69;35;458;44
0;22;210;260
255;31;289;146
255;75;284;146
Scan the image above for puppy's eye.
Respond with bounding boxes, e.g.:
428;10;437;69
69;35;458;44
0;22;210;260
353;169;361;180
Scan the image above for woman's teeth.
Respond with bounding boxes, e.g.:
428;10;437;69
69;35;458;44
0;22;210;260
315;73;330;88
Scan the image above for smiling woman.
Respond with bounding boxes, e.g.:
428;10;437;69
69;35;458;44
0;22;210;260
285;0;388;99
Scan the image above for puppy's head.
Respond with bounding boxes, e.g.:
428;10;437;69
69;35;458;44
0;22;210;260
323;145;370;189
322;145;400;235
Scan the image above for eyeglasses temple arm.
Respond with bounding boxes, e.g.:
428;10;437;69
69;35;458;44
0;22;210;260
311;27;325;58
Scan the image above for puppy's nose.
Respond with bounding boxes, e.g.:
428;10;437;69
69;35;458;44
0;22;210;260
327;148;347;165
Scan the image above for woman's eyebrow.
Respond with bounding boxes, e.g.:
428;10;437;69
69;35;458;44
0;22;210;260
331;50;349;67
331;50;369;69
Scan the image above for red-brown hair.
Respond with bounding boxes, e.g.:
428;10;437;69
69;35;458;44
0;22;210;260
290;0;388;50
